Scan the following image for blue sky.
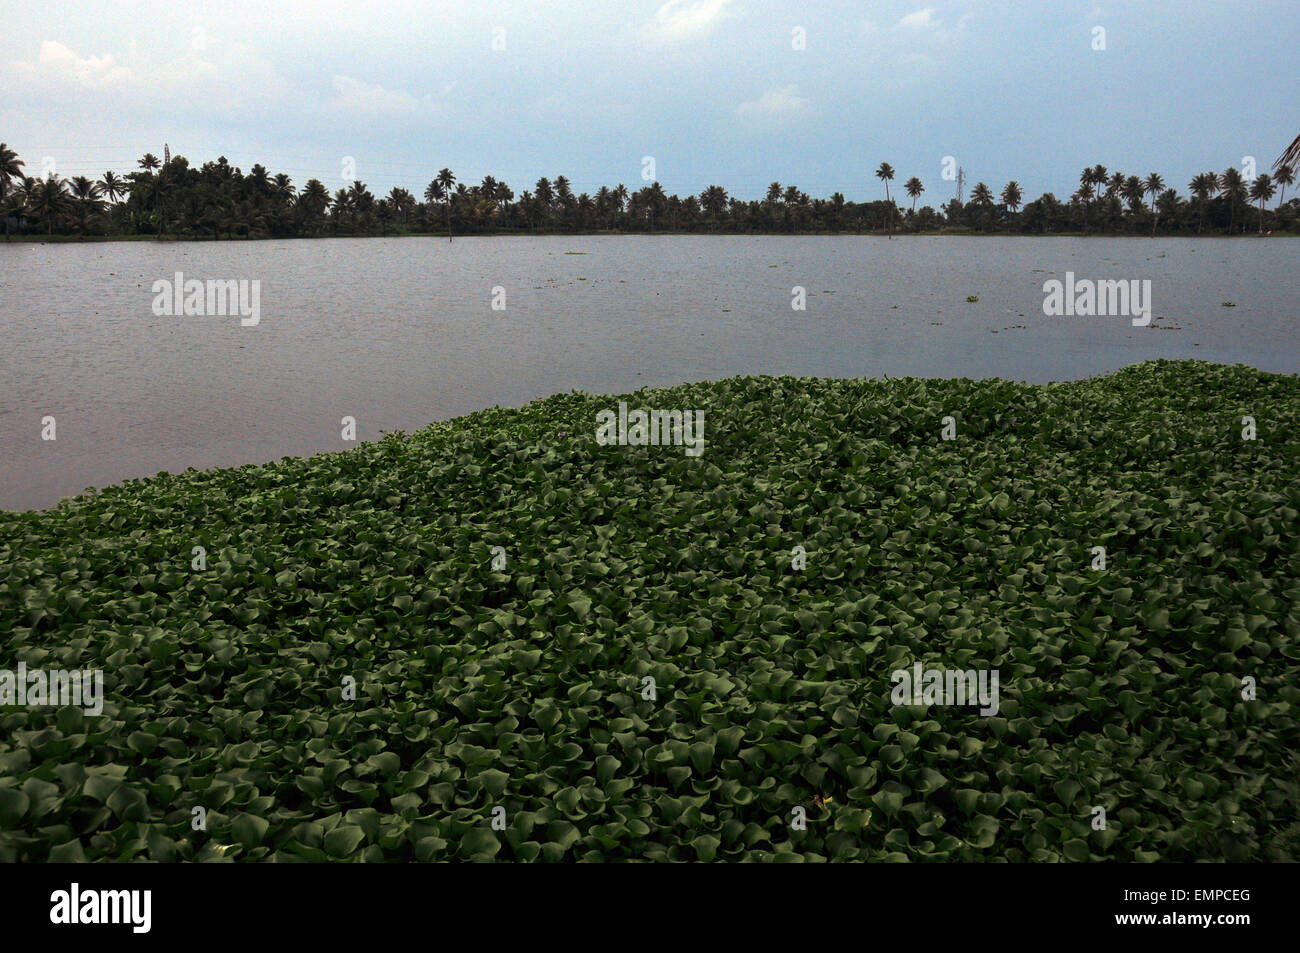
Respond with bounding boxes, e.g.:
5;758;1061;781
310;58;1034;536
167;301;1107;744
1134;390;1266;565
1;0;1295;204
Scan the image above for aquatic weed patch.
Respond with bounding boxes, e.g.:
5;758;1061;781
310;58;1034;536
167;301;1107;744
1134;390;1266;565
0;360;1296;862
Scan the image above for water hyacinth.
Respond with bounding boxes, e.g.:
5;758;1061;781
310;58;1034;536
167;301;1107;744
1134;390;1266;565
0;360;1296;862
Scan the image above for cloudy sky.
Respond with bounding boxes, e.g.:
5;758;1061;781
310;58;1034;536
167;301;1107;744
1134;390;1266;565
1;0;1295;204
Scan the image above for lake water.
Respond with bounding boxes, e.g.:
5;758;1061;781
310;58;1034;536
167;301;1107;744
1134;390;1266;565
1;235;1296;511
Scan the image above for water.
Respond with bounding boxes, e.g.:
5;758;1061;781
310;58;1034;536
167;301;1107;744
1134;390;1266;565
1;235;1296;511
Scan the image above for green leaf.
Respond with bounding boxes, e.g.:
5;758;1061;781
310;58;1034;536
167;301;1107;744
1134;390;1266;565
323;825;366;858
232;813;270;847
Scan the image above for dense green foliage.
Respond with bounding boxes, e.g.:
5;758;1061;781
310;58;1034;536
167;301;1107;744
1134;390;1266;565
2;141;1297;239
1;360;1297;862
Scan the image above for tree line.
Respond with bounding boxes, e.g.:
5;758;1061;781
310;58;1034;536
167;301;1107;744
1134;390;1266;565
1;143;1295;241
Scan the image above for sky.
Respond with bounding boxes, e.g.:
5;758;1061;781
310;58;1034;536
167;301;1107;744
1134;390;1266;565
1;0;1296;205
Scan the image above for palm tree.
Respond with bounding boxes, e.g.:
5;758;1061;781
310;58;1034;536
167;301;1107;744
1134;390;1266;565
1273;164;1294;207
272;173;296;208
1188;172;1219;234
375;198;395;237
1142;172;1164;235
0;143;25;240
1122;175;1145;214
1078;168;1095;225
330;188;353;234
138;153;161;173
436;167;455;240
28;174;69;235
1090;164;1108;196
247;164;271;198
479;176;500;226
904;176;924;214
296;178;330;234
1001;181;1023;214
1248;173;1275;234
98;170;126;204
554;175;575;228
875;163;896;236
1219;167;1247;234
1155;189;1180;233
67;176;106;237
495;182;514;226
1143;172;1164;213
700;185;728;230
347;180;375;234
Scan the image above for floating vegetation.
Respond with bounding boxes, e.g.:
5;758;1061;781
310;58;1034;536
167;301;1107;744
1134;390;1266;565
0;361;1296;862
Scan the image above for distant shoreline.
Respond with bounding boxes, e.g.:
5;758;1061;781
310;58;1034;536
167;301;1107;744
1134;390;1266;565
5;229;1295;245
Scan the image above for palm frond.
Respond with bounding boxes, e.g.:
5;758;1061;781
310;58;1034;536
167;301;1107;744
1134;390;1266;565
1275;132;1300;171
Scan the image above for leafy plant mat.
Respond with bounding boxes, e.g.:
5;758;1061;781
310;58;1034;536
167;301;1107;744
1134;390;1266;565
1;360;1297;862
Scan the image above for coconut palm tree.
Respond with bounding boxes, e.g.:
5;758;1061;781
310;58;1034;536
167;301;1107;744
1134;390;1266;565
347;180;375;234
1188;172;1219;234
1078;168;1095;225
1090;164;1108;196
436;167;456;240
98;170;126;205
1273;164;1294;206
67;176;106;237
1143;173;1164;213
138;153;161;173
1001;181;1023;215
1219;167;1247;234
1155;189;1181;232
875;163;896;236
2;190;25;236
330;188;353;234
1122;175;1145;214
1248;173;1275;234
904;176;924;214
1142;172;1164;235
0;143;25;240
272;173;296;208
495;182;514;226
28;174;69;235
700;185;728;230
299;178;330;213
247;164;271;198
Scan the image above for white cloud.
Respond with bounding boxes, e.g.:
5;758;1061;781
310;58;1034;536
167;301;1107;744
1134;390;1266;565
646;0;733;43
13;40;132;89
899;8;940;29
330;75;438;116
736;85;809;118
6;36;295;116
